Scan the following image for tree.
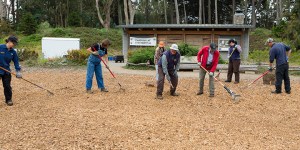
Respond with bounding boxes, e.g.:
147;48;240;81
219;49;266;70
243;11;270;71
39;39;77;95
96;0;114;29
208;0;211;24
164;0;168;24
251;0;256;26
127;0;137;24
199;0;202;24
174;0;179;24
215;0;218;24
124;0;129;25
0;0;8;20
18;12;38;35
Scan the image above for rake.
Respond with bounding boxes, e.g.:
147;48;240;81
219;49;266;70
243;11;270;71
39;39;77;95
97;55;125;92
0;66;54;95
199;65;241;102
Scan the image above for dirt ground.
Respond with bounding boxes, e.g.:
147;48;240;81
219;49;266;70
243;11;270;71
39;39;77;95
0;67;299;149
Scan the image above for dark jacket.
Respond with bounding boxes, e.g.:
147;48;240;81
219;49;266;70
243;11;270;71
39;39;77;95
0;44;21;75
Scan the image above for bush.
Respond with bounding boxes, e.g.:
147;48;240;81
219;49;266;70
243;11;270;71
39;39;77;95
178;43;198;56
0;20;13;37
128;47;155;64
66;49;90;65
218;56;226;64
16;48;39;61
249;49;269;64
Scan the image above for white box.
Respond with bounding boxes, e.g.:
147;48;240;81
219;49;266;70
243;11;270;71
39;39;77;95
42;37;80;58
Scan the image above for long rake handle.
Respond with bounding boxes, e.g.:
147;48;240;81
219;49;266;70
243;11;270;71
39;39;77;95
247;70;270;87
200;65;225;87
0;66;54;95
98;55;116;78
96;55;123;88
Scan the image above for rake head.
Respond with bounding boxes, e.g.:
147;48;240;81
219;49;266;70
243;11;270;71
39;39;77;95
224;86;241;102
230;92;241;102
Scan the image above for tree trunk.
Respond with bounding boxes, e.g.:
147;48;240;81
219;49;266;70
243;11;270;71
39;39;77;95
96;0;113;29
128;0;136;24
208;0;211;24
202;0;205;23
164;0;167;24
0;0;7;20
123;0;129;25
199;0;202;24
174;0;179;24
252;0;256;26
183;0;187;23
215;0;218;24
232;0;235;23
80;0;83;26
118;0;123;25
11;0;15;23
145;0;149;23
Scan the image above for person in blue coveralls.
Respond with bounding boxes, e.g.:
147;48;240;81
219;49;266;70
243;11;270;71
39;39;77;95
0;36;22;106
86;39;111;94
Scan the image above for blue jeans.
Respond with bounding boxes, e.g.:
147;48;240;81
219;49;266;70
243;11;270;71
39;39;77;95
86;55;105;90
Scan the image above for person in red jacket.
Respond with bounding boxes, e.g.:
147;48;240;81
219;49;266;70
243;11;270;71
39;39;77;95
197;43;220;97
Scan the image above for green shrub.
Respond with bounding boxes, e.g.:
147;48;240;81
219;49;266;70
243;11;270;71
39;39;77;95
66;49;90;65
289;50;300;65
49;28;67;37
16;48;39;61
0;20;13;37
218;56;226;64
249;49;269;64
178;43;198;56
128;47;155;64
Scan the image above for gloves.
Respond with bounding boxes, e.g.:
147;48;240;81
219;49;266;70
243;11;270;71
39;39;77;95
268;66;273;72
197;62;201;66
105;65;109;69
209;72;214;77
166;74;171;81
286;56;289;62
16;71;22;78
92;51;99;56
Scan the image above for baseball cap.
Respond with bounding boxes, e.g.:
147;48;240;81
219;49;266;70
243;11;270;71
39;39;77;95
265;38;274;45
7;36;18;45
210;43;217;51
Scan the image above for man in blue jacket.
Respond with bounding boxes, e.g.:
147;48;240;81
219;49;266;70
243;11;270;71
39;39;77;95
266;38;291;94
0;36;22;106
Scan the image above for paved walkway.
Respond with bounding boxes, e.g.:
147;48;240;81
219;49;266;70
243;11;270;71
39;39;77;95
104;62;300;82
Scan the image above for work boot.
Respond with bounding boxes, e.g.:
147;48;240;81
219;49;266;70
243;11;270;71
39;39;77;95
225;80;231;83
209;94;214;97
196;92;203;95
6;100;13;106
234;81;239;84
100;88;108;92
86;89;93;94
156;95;163;100
170;92;179;96
271;90;281;94
286;91;291;94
